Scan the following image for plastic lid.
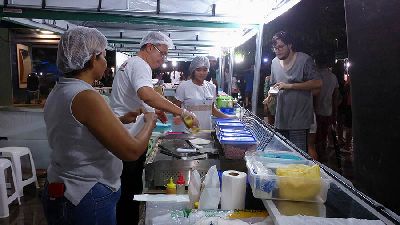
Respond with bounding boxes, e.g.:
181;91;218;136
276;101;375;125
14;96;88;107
219;131;253;137
156;122;172;127
214;118;241;123
219;128;248;133
263;152;303;160
219;136;257;144
176;172;185;185
217;122;244;127
166;177;176;189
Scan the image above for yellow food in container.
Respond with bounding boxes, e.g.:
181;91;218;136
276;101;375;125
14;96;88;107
276;164;321;201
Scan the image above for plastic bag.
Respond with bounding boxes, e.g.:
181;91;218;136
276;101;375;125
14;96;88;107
276;164;321;201
188;170;201;208
199;165;220;209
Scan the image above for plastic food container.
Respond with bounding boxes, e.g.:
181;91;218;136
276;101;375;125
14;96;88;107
220;107;235;115
216;122;245;134
219;136;258;159
245;151;309;165
246;160;331;203
212;118;241;129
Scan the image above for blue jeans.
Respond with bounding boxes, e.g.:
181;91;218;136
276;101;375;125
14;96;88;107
42;182;121;225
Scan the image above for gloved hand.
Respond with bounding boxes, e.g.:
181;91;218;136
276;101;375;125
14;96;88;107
181;109;199;128
155;109;168;123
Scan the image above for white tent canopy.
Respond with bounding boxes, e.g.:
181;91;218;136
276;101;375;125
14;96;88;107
1;0;300;61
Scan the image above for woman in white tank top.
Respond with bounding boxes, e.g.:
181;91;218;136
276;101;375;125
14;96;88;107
42;26;157;225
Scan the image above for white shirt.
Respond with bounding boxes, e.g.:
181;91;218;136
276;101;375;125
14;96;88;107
175;80;216;102
110;56;155;117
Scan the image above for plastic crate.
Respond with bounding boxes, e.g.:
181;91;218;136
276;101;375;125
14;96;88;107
246;160;331;203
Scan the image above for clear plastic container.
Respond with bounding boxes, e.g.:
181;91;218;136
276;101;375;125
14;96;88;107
246;160;331;203
245;151;309;165
219;136;258;159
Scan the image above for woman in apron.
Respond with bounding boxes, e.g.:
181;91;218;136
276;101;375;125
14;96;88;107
175;56;231;130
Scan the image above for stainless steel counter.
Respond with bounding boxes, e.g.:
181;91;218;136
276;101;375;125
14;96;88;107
142;109;400;224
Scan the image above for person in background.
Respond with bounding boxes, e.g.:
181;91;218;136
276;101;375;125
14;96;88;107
315;55;339;162
109;31;198;225
332;61;346;146
266;31;322;152
342;74;352;151
175;56;232;130
42;26;157;225
244;66;254;108
263;74;276;125
206;56;218;87
231;75;240;99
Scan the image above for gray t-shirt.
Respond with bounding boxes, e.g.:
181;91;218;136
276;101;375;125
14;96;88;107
271;52;320;130
316;68;339;116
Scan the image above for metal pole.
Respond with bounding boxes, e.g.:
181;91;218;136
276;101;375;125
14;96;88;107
228;47;234;95
252;24;263;113
216;48;225;93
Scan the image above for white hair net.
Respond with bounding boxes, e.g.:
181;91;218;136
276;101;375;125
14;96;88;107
139;31;174;49
57;26;107;74
189;56;210;76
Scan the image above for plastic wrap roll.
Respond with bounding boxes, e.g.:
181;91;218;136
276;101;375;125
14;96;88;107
221;170;247;210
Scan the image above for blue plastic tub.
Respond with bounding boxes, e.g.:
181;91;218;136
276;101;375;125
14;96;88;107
219;136;258;159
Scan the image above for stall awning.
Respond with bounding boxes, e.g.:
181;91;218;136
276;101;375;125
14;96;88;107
1;0;301;60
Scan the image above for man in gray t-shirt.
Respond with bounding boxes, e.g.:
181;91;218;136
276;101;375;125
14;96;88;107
267;31;322;152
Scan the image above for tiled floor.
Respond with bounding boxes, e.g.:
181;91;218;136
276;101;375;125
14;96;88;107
0;183;47;225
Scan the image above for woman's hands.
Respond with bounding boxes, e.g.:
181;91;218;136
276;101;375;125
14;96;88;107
143;112;158;128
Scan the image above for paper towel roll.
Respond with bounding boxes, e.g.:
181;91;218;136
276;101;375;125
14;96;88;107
221;170;247;210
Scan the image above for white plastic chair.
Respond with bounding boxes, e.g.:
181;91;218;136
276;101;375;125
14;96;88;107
0;147;39;197
0;158;21;218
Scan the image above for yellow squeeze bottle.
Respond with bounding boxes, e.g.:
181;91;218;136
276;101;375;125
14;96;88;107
166;177;177;194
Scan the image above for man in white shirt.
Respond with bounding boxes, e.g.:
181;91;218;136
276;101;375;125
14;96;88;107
109;31;198;225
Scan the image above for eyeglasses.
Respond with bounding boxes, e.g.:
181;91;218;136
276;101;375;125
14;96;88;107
152;44;168;58
271;44;287;52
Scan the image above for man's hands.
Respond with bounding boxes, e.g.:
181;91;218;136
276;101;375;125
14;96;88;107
263;95;272;105
155;109;168;124
119;108;144;124
273;82;293;90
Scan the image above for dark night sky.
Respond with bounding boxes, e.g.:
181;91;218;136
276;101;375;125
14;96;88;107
236;0;347;72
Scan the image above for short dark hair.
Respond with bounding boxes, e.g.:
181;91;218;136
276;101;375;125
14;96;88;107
272;31;295;51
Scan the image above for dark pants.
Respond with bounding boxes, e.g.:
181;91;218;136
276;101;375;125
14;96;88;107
277;129;308;153
116;153;146;225
316;115;332;163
